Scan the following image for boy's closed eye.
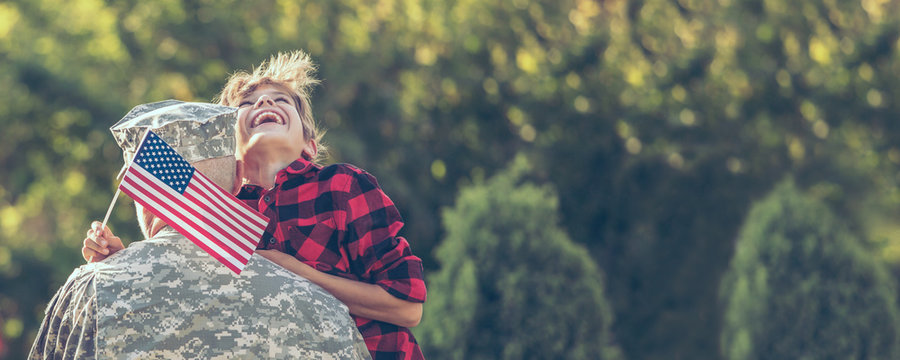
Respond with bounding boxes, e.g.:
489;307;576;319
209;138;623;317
239;97;290;107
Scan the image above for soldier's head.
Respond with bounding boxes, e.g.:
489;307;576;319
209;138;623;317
110;101;240;238
215;50;326;164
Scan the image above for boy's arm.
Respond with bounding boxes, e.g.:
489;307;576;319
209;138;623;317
340;170;427;304
257;249;423;327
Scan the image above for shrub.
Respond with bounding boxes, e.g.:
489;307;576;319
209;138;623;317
720;179;900;359
416;156;622;360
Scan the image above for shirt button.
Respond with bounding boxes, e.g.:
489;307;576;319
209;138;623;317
268;238;276;244
264;195;271;202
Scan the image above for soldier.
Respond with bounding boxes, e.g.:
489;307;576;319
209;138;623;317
29;101;371;360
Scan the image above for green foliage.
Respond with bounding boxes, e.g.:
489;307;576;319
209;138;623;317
3;0;900;358
720;179;900;360
416;156;622;360
534;0;900;357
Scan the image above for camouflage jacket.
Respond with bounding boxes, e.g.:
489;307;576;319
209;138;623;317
29;228;371;360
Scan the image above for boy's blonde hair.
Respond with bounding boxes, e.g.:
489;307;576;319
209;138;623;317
216;50;326;162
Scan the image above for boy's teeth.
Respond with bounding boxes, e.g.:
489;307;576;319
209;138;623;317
253;112;282;127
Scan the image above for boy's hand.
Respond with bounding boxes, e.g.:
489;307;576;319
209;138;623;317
82;221;125;262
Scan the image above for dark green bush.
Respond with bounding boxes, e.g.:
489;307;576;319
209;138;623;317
721;180;900;359
416;156;622;360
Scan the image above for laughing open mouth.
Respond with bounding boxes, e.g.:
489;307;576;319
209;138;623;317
251;111;285;128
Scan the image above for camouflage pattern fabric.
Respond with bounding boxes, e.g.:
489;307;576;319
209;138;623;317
110;100;238;163
29;228;371;360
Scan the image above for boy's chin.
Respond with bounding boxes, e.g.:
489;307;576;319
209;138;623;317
238;134;305;158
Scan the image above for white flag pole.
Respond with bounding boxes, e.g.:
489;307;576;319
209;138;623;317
92;128;151;262
100;185;122;230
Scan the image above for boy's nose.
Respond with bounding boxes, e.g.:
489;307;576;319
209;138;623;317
254;95;276;107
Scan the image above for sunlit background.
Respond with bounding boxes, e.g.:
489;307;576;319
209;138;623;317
3;0;900;358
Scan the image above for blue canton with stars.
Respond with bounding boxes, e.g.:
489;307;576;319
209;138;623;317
133;131;195;194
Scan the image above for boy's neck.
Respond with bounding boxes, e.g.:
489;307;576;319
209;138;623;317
240;148;300;190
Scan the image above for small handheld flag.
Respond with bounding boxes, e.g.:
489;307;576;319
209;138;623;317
118;130;268;274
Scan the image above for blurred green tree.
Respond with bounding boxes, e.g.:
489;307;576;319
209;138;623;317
4;0;900;358
720;179;900;359
415;156;622;360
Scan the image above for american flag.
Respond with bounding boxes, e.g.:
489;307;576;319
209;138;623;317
119;130;268;274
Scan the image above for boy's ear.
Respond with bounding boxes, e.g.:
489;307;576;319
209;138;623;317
232;159;245;195
302;140;318;160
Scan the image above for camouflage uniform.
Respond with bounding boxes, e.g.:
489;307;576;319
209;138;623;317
29;101;371;359
29;229;370;359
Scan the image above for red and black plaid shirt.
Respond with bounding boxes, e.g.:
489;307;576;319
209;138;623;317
237;157;426;360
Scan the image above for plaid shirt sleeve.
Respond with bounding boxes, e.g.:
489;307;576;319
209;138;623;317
338;168;427;303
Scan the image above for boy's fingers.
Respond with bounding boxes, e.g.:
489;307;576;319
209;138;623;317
96;221;111;236
82;246;105;262
108;236;124;250
90;220;113;237
87;231;108;247
93;224;114;239
83;237;110;254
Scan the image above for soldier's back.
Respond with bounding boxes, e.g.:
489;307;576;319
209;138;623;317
30;228;370;360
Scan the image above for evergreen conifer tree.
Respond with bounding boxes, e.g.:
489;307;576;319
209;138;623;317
416;156;622;360
720;179;900;359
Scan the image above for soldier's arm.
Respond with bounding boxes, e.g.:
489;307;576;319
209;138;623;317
82;221;125;262
257;249;423;328
29;268;99;358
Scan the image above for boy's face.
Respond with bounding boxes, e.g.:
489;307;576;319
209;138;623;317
234;84;310;160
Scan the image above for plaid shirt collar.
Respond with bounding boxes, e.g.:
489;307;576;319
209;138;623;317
277;156;319;180
241;157;320;196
